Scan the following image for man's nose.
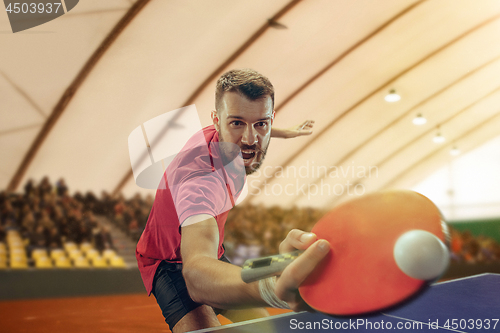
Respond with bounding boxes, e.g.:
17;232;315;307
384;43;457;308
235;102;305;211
241;124;258;146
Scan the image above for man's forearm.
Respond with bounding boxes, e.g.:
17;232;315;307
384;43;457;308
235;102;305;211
271;120;314;139
183;255;267;309
271;127;293;138
180;215;268;309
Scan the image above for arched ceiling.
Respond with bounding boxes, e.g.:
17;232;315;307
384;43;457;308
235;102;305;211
2;0;500;211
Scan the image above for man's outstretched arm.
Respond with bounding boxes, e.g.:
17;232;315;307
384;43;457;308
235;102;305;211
271;120;315;138
181;214;263;309
181;214;329;310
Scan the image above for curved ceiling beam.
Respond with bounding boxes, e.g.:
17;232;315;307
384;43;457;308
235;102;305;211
290;54;500;204
247;1;427;200
112;0;303;195
7;0;151;192
249;13;500;199
274;0;426;113
182;0;302;107
382;111;500;190
325;85;500;207
377;86;500;174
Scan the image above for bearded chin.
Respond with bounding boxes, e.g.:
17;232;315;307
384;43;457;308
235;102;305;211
218;131;269;175
245;151;266;175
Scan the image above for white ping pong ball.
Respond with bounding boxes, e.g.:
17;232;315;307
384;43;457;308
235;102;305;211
393;230;449;281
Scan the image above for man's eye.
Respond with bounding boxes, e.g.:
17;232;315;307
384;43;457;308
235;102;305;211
231;121;243;126
256;122;267;127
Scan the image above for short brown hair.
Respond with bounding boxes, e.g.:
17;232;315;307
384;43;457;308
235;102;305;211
215;69;274;111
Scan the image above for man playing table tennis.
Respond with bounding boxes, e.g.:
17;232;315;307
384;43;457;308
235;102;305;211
136;69;330;333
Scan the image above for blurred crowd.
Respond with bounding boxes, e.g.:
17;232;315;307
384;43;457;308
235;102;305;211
225;206;500;266
449;228;500;264
223;205;325;265
2;177;500;267
0;177;114;257
100;193;153;243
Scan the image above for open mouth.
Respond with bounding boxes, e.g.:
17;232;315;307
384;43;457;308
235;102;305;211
241;150;256;161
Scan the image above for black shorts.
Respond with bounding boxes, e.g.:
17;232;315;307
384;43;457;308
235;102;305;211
151;254;231;329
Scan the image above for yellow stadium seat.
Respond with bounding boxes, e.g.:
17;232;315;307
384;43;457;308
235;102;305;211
0;242;6;250
0;247;6;257
35;256;53;269
64;242;77;252
10;248;27;259
91;256;108;268
86;249;99;260
102;249;116;260
10;256;28;269
8;241;24;249
68;249;82;260
7;235;21;243
110;256;127;268
0;257;7;269
54;256;72;268
6;230;20;240
32;248;48;260
74;256;90;268
50;249;65;260
10;252;27;262
80;242;93;253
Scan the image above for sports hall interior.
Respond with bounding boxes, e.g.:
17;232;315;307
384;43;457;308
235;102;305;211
2;1;500;332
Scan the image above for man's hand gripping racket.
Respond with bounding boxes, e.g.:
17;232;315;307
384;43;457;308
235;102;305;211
241;190;450;315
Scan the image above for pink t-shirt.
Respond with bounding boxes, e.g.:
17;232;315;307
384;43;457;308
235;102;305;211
136;125;245;295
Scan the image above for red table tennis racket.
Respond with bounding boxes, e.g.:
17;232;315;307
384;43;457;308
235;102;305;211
241;190;450;315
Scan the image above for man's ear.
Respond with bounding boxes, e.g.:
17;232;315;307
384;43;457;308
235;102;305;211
211;110;220;132
271;110;275;126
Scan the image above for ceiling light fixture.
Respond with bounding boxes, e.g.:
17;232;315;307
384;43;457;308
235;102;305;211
384;89;401;102
450;146;461;156
412;113;427;125
433;127;445;144
268;19;288;29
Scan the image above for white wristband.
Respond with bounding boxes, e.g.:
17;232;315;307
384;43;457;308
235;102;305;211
258;276;290;309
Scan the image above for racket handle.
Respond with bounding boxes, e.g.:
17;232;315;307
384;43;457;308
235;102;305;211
241;250;304;283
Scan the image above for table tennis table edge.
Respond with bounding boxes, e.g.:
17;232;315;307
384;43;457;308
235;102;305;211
190;273;500;333
191;311;301;333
